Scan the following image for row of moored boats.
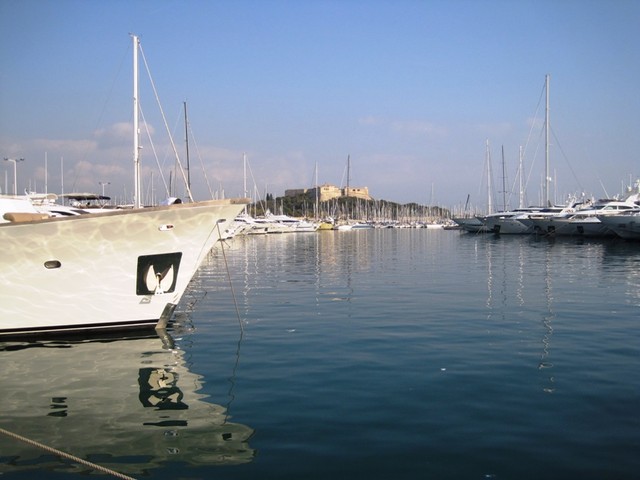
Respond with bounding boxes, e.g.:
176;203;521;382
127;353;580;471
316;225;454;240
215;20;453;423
453;183;640;240
225;211;456;237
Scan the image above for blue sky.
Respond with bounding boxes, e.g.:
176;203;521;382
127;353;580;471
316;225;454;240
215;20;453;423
1;0;639;210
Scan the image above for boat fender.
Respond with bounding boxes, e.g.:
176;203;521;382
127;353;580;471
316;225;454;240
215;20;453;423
3;212;50;223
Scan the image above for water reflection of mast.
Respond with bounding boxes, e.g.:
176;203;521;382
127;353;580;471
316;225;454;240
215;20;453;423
539;244;555;393
485;237;493;309
485;237;506;311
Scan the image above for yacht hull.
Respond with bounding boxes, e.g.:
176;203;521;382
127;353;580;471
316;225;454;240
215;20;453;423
597;214;640;239
0;198;247;336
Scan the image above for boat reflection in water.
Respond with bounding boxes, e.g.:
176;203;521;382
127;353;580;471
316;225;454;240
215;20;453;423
0;329;254;476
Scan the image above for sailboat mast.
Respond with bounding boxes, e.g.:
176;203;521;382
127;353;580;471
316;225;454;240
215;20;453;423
132;34;142;209
44;152;48;194
184;101;191;192
243;153;247;198
314;162;319;219
501;145;507;212
486;139;493;214
346;154;350;197
544;73;550;207
519;146;524;208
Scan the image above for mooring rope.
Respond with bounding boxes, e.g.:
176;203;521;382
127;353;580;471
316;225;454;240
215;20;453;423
214;224;246;427
216;222;244;334
0;427;136;480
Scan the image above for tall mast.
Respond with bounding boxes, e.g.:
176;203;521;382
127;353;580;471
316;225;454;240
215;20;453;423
243;153;247;198
486;139;493;214
544;73;550;207
519;145;524;208
184;101;191;193
242;153;248;214
44;152;48;194
346;154;350;197
60;156;64;204
132;34;142;208
501;144;506;211
315;161;319;219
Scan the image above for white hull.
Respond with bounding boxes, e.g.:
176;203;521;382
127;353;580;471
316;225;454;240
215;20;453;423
453;217;490;233
537;217;614;237
0;197;247;336
485;215;531;234
529;197;639;237
336;222;373;231
597;213;640;239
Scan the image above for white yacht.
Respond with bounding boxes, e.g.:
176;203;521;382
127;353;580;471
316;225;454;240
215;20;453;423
0;195;247;336
530;199;638;237
0;35;248;336
452;216;491;233
482;207;548;235
597;208;640;240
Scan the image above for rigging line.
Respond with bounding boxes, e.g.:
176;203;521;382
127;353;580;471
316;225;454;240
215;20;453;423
78;40;129;167
70;41;132;196
186;123;216;199
0;427;136;480
521;79;546;158
550;126;584;192
224;322;244;424
138;43;193;202
519;79;547;201
216;222;244;334
139;105;171;198
521;122;544;203
167;104;192;199
245;156;267;211
213;221;245;423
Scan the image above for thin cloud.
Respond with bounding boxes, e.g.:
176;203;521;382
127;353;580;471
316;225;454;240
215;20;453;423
358;116;448;137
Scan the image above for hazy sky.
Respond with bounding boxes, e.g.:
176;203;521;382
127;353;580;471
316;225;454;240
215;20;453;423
1;0;639;209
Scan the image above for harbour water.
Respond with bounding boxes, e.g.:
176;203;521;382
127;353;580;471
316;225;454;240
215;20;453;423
1;229;639;479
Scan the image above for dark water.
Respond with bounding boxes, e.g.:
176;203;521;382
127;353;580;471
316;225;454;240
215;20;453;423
1;229;639;479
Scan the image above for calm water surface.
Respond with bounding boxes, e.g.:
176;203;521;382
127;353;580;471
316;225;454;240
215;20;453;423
1;229;639;479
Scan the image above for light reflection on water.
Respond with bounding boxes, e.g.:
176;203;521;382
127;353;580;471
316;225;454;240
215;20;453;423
2;229;639;479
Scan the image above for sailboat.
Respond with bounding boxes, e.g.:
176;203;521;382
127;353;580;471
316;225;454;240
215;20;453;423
483;74;568;235
453;140;493;233
0;35;248;337
334;155;373;230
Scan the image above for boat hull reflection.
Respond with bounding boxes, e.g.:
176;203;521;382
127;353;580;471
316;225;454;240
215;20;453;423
0;331;254;476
